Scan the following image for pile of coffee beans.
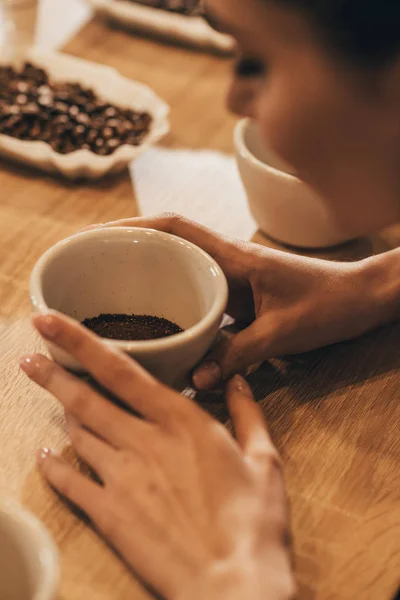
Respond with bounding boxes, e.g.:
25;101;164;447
0;63;152;155
125;0;202;17
82;313;184;341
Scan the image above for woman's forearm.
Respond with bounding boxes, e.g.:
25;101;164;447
359;247;400;326
176;554;296;600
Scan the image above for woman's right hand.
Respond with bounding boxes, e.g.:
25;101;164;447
88;213;388;390
21;312;296;600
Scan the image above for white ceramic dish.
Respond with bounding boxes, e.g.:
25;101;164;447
88;0;234;54
0;49;170;180
30;227;228;388
0;499;59;600
235;118;359;248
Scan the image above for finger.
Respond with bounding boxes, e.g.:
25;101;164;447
68;425;118;483
65;413;80;432
227;377;289;544
37;448;105;519
226;376;287;516
21;353;154;447
84;214;253;278
193;320;275;390
226;375;277;459
31;312;187;424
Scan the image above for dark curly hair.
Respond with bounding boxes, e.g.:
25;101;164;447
274;0;400;65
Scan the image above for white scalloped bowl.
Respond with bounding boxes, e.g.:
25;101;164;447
0;500;59;600
0;49;170;180
88;0;235;54
30;227;229;388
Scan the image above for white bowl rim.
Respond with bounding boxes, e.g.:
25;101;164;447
0;499;59;600
30;227;229;355
234;118;301;184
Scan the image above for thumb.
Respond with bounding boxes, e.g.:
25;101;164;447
192;321;273;391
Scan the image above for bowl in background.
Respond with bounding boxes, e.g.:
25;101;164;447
87;0;235;54
235;118;359;248
30;227;228;388
0;500;59;600
0;49;170;180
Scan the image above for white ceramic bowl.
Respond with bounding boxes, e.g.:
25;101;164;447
0;49;170;180
87;0;234;54
30;227;228;387
0;500;59;600
234;118;358;248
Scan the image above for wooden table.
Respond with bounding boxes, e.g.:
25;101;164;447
0;16;399;600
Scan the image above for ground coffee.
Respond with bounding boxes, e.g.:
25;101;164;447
82;313;184;341
0;63;152;155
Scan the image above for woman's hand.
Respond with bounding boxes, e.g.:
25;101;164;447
86;214;392;390
20;312;295;600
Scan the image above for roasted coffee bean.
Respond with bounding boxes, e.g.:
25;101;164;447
106;118;120;129
16;81;30;93
37;85;51;95
22;103;40;115
41;128;52;142
104;107;118;118
53;114;69;125
107;138;120;150
54;102;69;114
14;124;30;139
54;91;70;102
87;129;98;144
30;124;42;139
50;139;62;152
84;103;96;114
38;96;53;108
97;146;111;156
82;314;184;341
102;126;114;139
2;114;22;130
69;105;80;117
93;100;107;111
16;94;28;105
0;62;152;155
75;124;86;136
76;113;90;125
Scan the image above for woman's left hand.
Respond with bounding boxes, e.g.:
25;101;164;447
20;312;295;600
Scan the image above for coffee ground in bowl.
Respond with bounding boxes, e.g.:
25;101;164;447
82;313;184;341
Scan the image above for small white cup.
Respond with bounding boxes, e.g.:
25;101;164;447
0;500;59;600
30;227;228;387
235;118;358;248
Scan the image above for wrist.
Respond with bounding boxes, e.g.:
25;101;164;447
175;551;296;600
356;248;400;327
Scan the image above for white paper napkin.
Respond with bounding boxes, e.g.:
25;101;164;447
131;147;257;240
37;0;92;50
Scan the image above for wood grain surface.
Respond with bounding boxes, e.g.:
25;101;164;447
0;15;399;600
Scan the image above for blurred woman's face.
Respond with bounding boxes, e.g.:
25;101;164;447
207;0;400;233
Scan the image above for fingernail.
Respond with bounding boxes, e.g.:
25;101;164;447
229;374;252;395
37;447;53;462
19;354;40;376
65;413;80;433
192;361;222;390
33;313;60;340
